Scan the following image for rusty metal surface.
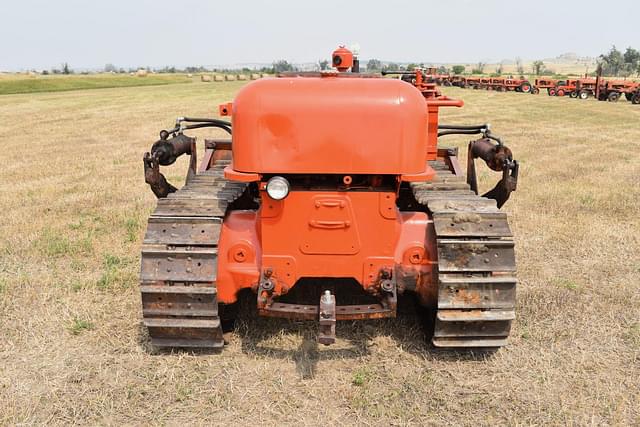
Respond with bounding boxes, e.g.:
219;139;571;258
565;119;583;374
469;139;512;172
255;264;399;344
432;212;511;238
437;240;516;273
140;246;218;282
466;138;519;208
414;181;471;191
150;169;248;218
258;302;395;321
143;152;177;199
427;198;497;211
141;283;219;317
151;134;194;166
143;217;222;245
437;275;516;310
144;318;224;348
437;309;515;321
483;160;518;209
204;139;233;151
412;189;477;205
140;160;244;349
413;155;517;349
153;198;229;217
143;134;199;199
433;317;512;338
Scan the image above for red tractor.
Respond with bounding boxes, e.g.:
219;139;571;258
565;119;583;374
574;78;604;99
533;77;559;95
595;80;640;102
140;47;519;350
506;77;533;93
553;79;579;97
585;64;640;102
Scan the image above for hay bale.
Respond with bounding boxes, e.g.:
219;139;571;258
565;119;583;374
225;74;236;81
187;73;193;78
213;75;225;82
136;69;148;77
261;73;270;78
250;73;261;80
237;74;248;81
201;75;212;82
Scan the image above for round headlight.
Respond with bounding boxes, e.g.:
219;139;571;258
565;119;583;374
266;176;290;200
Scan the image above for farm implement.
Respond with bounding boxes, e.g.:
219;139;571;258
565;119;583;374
140;46;519;351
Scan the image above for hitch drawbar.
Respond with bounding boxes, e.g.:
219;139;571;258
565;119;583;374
318;291;336;345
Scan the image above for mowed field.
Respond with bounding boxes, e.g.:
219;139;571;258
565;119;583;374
0;80;639;425
0;73;193;95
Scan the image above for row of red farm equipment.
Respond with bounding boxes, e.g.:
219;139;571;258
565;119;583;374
423;68;640;104
452;76;534;93
531;77;640;102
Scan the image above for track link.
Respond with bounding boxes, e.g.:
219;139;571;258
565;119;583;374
412;158;517;349
140;161;247;349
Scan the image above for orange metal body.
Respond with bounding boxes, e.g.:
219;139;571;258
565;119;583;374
229;77;433;177
216;192;436;305
332;46;354;72
216;72;460;307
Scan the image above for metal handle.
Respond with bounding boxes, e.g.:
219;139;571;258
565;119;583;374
309;220;351;229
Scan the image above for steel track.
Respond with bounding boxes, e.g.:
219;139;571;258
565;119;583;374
411;158;517;348
140;160;247;349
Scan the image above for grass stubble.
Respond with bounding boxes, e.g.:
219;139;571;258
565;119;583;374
0;82;638;425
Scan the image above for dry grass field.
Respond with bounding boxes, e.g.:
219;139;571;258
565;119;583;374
0;81;639;425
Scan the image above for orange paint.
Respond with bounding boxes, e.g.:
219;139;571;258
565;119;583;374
216;191;436;304
230;76;433;177
331;46;353;72
215;52;462;306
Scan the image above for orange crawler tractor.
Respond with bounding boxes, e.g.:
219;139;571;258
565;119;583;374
140;47;519;350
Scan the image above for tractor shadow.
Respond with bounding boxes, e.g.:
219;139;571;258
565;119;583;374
232;288;494;379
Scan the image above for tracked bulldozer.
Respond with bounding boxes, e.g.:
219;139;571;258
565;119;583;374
140;46;519;350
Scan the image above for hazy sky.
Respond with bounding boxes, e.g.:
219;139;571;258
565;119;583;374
2;0;639;70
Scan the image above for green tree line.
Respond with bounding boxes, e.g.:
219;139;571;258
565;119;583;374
599;46;640;77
